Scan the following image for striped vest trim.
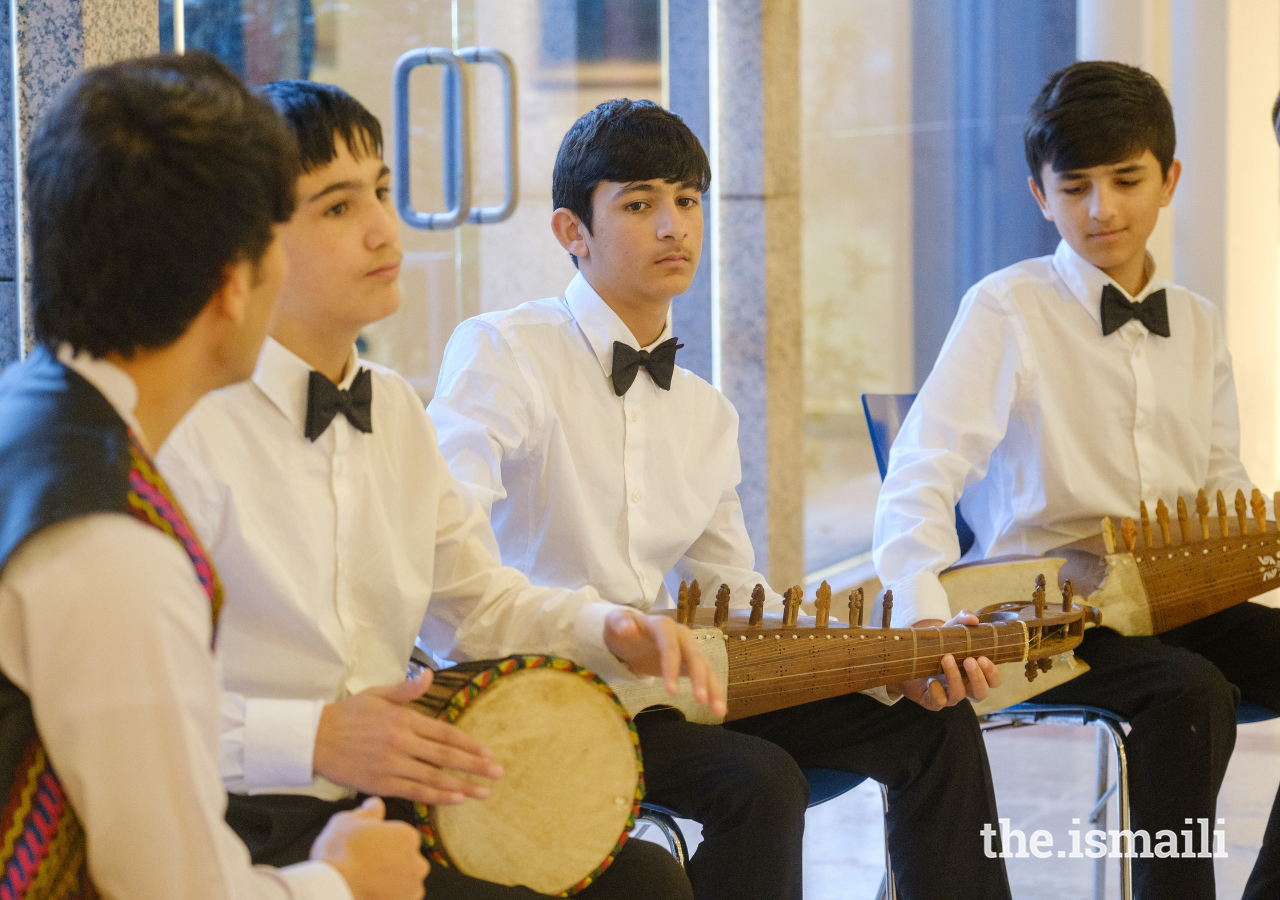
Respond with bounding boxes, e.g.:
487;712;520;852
0;354;222;899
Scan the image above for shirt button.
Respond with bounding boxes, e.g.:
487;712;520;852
1146;486;1157;499
631;410;640;422
631;490;642;503
335;458;345;474
1134;348;1143;359
1136;415;1147;429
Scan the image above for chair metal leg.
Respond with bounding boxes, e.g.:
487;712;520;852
878;782;896;900
1092;728;1108;900
635;809;688;868
1099;717;1133;900
1089;719;1133;900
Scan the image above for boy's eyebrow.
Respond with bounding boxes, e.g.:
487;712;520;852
306;166;392;203
611;182;658;199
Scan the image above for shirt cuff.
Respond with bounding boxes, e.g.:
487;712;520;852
885;572;953;627
244;698;325;791
859;686;901;706
569;601;642;684
279;861;356;900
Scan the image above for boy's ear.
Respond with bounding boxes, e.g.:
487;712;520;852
551;207;590;262
207;256;256;326
1027;175;1053;221
1159;159;1182;207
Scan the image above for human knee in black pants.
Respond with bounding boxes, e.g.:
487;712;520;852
635;695;1011;900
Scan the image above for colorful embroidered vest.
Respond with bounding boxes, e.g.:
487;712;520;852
0;348;223;899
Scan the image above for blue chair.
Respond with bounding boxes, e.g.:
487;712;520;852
637;769;896;899
863;391;1280;900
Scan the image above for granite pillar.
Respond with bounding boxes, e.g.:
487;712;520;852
714;0;802;588
2;0;157;366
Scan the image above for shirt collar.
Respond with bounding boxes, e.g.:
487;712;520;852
563;272;673;383
252;337;362;439
56;343;145;440
1051;238;1164;328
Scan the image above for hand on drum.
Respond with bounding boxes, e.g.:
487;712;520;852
890;610;1003;711
311;796;429;900
603;607;728;717
314;670;504;806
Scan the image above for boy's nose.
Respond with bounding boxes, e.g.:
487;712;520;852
1089;184;1117;221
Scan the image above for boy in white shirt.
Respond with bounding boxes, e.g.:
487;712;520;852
429;98;1010;900
875;61;1280;899
158;82;718;900
0;54;426;899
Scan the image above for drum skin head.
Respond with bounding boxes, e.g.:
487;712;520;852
431;667;641;895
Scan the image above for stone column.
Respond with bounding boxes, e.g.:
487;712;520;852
1;0;157;366
713;0;803;588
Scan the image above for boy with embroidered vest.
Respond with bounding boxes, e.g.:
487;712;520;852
0;54;427;899
427;98;1011;900
156;81;716;900
874;61;1280;899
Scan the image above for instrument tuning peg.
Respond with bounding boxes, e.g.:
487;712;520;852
848;587;864;628
1140;501;1152;548
677;581;689;625
714;584;730;628
1197;489;1210;540
1033;574;1046;618
1217;490;1229;538
688;580;702;621
1176;496;1190;543
881;589;893;630
1102;517;1116;554
1121;517;1137;552
1252;489;1268;535
1061;579;1074;613
1155;499;1171;546
815;580;831;629
1236;489;1249;536
749;584;765;627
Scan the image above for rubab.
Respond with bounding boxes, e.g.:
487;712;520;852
608;576;1098;724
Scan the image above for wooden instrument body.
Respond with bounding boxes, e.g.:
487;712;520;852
411;656;642;896
1047;517;1280;636
609;598;1093;723
939;556;1091;713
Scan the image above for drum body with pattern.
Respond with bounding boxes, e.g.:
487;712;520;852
413;656;644;896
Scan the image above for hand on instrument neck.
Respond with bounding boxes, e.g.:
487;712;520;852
889;610;1003;711
604;607;728;718
313;669;504;806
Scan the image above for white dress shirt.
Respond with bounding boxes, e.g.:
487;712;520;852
157;337;630;800
874;239;1252;627
0;350;348;900
428;272;784;614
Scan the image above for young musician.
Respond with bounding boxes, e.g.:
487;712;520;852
427;98;1011;900
0;54;427;899
156;81;715;900
874;61;1280;900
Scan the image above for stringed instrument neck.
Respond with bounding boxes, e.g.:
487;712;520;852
626;578;1094;722
1055;487;1280;635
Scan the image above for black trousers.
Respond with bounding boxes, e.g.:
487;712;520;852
1034;601;1280;900
635;692;1012;900
225;793;693;900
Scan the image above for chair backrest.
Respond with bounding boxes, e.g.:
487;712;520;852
861;392;975;557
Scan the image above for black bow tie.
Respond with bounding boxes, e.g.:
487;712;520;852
1101;285;1170;337
612;338;683;396
305;369;373;441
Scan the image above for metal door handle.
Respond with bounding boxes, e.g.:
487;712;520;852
456;47;518;224
392;47;471;230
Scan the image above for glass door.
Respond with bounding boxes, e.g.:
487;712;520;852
163;0;666;400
